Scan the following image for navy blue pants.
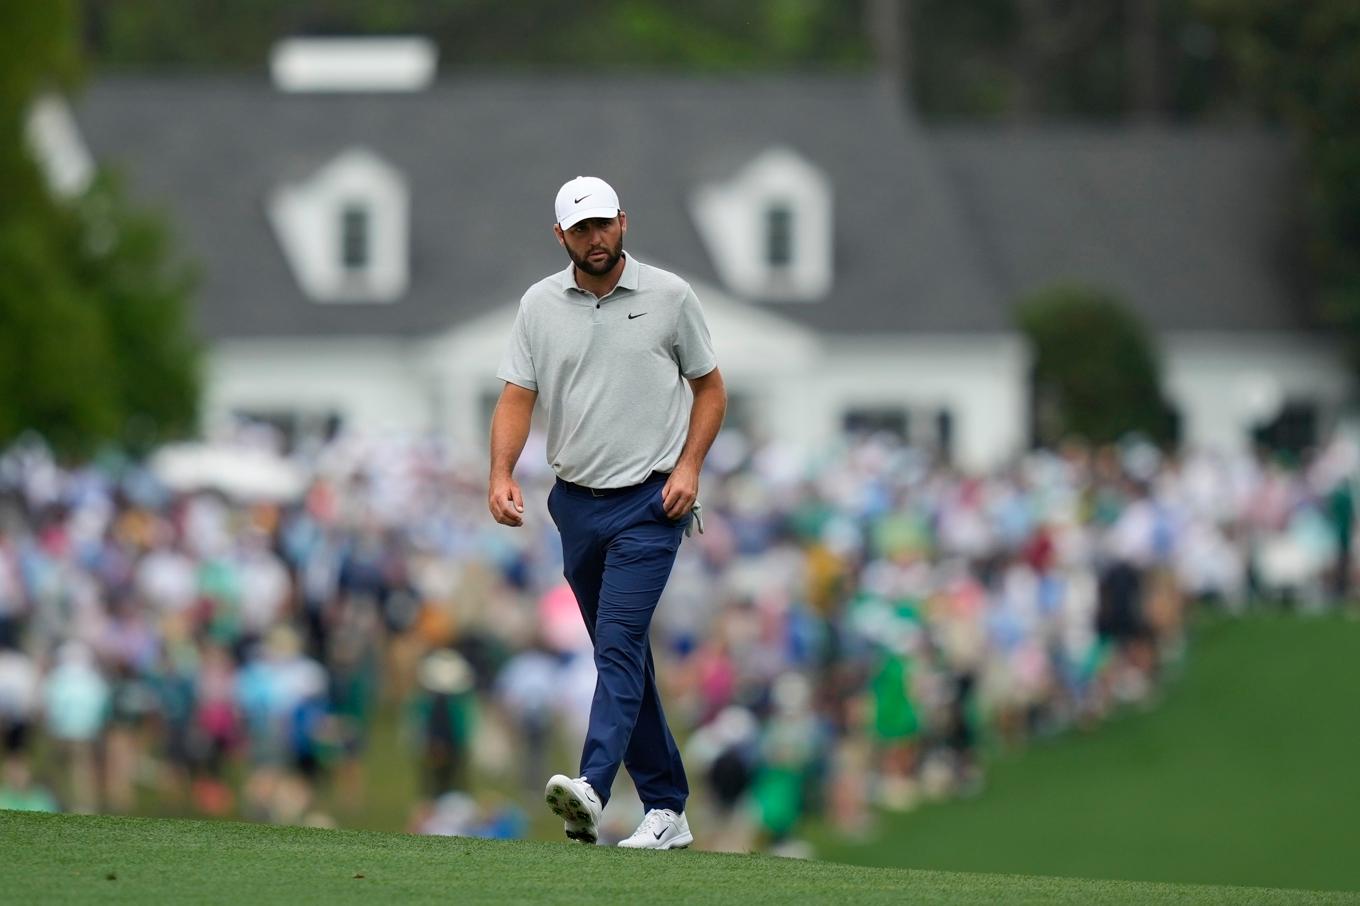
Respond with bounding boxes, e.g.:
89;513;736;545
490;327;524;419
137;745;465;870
547;472;690;814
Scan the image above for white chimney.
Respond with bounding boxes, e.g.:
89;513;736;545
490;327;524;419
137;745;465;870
25;94;94;198
270;37;437;93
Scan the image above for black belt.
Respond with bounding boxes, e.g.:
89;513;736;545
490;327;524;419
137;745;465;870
555;471;669;498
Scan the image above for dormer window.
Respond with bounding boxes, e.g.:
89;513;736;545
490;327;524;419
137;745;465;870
691;146;833;301
340;202;370;272
268;147;409;304
766;203;794;269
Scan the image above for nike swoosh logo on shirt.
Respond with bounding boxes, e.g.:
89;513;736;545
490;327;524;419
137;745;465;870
628;312;647;320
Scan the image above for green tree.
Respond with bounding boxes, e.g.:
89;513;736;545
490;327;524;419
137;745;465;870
80;0;1252;119
0;219;120;454
1198;0;1360;364
0;0;199;457
906;0;1240;118
70;175;201;450
1017;284;1174;446
82;0;870;72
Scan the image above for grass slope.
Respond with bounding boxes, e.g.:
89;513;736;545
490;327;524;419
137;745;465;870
3;810;1357;905
818;615;1360;893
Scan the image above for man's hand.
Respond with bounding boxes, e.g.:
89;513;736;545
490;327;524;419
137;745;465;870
663;367;723;525
661;463;699;520
489;476;526;527
488;382;536;528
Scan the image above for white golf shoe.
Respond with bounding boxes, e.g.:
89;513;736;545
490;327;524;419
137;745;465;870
544;774;603;845
617;808;693;850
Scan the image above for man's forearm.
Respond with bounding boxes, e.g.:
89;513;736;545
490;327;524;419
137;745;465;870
490;388;535;479
676;376;727;473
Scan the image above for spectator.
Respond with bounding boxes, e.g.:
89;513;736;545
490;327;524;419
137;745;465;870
0;428;1350;854
42;641;109;813
411;649;478;798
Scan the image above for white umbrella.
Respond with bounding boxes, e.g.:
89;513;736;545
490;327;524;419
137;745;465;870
151;443;308;502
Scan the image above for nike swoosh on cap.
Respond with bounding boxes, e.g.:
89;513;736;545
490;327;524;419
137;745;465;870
574;194;591;203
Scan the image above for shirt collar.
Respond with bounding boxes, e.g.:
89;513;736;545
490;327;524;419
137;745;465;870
556;263;578;294
617;252;640;291
558;252;639;295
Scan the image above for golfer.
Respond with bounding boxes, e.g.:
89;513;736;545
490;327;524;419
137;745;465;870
488;176;726;849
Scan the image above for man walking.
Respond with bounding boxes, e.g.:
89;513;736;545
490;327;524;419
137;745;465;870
488;176;726;849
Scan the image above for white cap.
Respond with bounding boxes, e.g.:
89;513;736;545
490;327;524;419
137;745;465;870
554;176;620;229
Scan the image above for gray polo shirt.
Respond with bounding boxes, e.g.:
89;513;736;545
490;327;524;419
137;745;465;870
497;253;718;489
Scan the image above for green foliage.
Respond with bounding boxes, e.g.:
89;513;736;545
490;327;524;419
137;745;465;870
0;0;200;458
908;0;1240;118
0;218;120;454
1017;285;1174;446
907;0;1018;116
78;1;1259;118
82;0;871;72
1198;0;1360;364
70;176;202;452
0;1;80;109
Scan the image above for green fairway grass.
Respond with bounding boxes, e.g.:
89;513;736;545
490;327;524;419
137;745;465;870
3;810;1357;905
817;613;1360;893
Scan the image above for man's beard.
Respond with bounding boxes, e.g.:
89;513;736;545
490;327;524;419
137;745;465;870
567;242;623;276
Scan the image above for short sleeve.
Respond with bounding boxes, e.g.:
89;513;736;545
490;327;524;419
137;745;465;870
673;286;718;379
496;303;538;391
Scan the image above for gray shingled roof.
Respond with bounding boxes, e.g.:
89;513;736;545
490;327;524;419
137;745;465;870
934;126;1314;332
74;76;1309;340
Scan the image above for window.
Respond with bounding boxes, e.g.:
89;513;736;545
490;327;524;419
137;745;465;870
340;203;370;272
935;409;954;462
843;406;908;440
690;147;832;300
1252;400;1318;457
765;203;794;269
269;149;409;303
841;405;955;457
233;409;342;454
718;392;752;435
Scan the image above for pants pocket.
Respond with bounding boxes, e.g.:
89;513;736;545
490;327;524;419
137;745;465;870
547;483;560;527
652;486;690;528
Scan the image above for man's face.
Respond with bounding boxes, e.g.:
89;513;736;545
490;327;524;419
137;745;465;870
555;212;627;275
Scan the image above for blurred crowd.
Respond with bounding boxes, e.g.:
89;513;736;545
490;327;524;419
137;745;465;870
0;427;1355;852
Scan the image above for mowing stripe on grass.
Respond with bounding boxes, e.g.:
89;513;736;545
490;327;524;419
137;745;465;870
2;811;1356;905
817;615;1360;893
